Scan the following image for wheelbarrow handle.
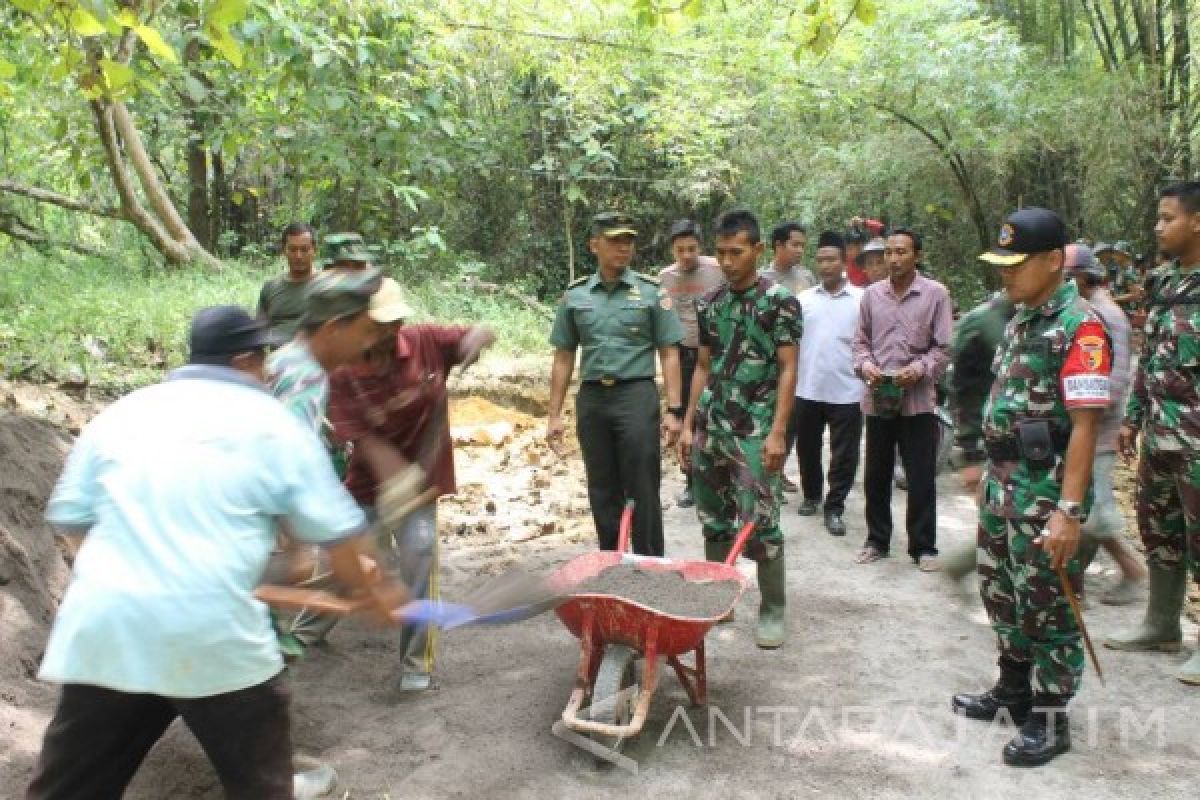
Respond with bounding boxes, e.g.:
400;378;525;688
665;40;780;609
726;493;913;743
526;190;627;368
725;520;757;565
615;499;636;553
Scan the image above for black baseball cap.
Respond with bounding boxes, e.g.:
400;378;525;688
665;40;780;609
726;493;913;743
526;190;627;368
188;305;275;365
979;207;1068;267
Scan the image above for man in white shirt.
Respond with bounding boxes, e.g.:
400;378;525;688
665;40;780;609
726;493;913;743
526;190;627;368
792;231;865;536
29;306;407;800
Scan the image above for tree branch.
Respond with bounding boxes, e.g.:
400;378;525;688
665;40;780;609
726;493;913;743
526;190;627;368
0;212;103;256
0;180;122;219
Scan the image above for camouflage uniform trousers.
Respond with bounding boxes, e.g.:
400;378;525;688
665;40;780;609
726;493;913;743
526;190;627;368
1136;446;1200;581
977;508;1084;697
692;429;782;561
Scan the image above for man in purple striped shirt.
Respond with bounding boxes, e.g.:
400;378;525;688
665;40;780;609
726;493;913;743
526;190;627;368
852;229;954;570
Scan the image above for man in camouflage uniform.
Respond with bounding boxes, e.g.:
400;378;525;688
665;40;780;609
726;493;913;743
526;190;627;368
952;208;1112;768
679;210;803;649
1108;181;1200;686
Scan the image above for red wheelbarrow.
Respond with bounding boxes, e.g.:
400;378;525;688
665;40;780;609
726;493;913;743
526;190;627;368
550;501;756;749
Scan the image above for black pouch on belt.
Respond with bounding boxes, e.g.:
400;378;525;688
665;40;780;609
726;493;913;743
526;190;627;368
1014;419;1056;470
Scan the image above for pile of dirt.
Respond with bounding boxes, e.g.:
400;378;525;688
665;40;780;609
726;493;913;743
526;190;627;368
0;413;72;688
577;564;741;619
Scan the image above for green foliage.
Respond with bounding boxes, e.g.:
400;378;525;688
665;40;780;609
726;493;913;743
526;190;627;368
1;0;1196;313
0;245;550;392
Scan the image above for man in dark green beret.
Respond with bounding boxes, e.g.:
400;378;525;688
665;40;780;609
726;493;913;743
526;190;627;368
547;211;685;556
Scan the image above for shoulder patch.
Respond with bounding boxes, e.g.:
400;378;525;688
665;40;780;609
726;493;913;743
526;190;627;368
567;275;589;289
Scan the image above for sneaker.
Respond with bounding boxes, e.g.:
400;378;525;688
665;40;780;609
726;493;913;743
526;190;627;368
796;499;819;516
293;763;337;799
676;488;695;508
824;512;846;537
918;554;940;572
781;476;799;493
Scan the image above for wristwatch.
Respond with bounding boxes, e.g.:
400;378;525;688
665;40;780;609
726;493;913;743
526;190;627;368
1056;500;1084;521
667;406;685;419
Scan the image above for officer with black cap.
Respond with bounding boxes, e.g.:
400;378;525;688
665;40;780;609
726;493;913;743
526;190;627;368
547;211;686;556
953;207;1112;768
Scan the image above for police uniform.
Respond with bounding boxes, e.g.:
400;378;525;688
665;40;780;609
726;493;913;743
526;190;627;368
1105;252;1200;685
953;209;1112;768
549;212;685;556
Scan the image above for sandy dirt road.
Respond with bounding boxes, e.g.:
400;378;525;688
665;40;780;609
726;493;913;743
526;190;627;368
3;387;1197;799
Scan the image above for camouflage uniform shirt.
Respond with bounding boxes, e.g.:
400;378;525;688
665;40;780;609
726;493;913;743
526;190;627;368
981;281;1112;521
1124;260;1200;453
696;276;803;438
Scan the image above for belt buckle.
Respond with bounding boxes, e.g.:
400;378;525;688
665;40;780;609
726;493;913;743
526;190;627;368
600;377;616;387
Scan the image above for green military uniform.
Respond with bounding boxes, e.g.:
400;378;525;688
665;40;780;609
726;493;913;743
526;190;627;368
976;280;1111;699
955;209;1113;769
1106;258;1200;683
950;293;1016;465
692;274;802;648
549;214;684;556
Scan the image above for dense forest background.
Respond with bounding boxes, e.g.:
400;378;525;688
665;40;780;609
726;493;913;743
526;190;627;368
1;0;1196;315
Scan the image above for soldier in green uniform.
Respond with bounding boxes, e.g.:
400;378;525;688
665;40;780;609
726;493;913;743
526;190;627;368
940;292;1016;584
952;208;1112;767
547;212;685;557
1108;181;1200;686
950;292;1017;486
679;210;803;649
1110;241;1144;310
257;223;318;340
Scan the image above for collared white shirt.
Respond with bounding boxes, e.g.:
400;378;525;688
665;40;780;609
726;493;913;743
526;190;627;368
795;281;865;404
42;366;366;698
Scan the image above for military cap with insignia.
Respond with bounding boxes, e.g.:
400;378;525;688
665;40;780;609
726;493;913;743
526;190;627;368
591;211;638;238
978;207;1068;267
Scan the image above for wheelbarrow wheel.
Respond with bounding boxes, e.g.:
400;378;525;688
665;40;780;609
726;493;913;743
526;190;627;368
588;644;640;754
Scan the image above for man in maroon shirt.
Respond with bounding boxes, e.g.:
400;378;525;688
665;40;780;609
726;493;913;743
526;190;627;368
852;229;953;570
327;278;495;692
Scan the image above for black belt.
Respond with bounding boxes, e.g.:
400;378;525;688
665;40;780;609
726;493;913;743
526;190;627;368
582;376;653;387
984;428;1071;462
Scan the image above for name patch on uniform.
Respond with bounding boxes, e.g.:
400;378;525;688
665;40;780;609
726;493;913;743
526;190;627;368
1060;320;1112;408
1063;374;1111;405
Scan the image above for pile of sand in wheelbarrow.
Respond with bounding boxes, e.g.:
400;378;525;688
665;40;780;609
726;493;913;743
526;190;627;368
0;413;72;688
576;564;740;619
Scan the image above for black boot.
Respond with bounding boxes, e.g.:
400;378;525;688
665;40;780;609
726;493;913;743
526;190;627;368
951;658;1032;724
1002;695;1071;767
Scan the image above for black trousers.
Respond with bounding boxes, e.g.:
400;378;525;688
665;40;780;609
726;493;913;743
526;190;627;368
576;378;664;556
679;346;699;491
792;398;863;515
27;674;293;800
863;413;939;559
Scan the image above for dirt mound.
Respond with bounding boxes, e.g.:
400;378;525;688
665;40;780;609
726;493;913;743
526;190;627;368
0;413;72;687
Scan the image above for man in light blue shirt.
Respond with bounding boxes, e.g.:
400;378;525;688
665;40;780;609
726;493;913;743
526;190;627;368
28;306;406;800
792;231;865;536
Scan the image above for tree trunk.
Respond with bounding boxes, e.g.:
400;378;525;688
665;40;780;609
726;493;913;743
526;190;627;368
183;37;213;250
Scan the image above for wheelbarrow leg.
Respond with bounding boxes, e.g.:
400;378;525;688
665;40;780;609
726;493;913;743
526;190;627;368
667;639;707;706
